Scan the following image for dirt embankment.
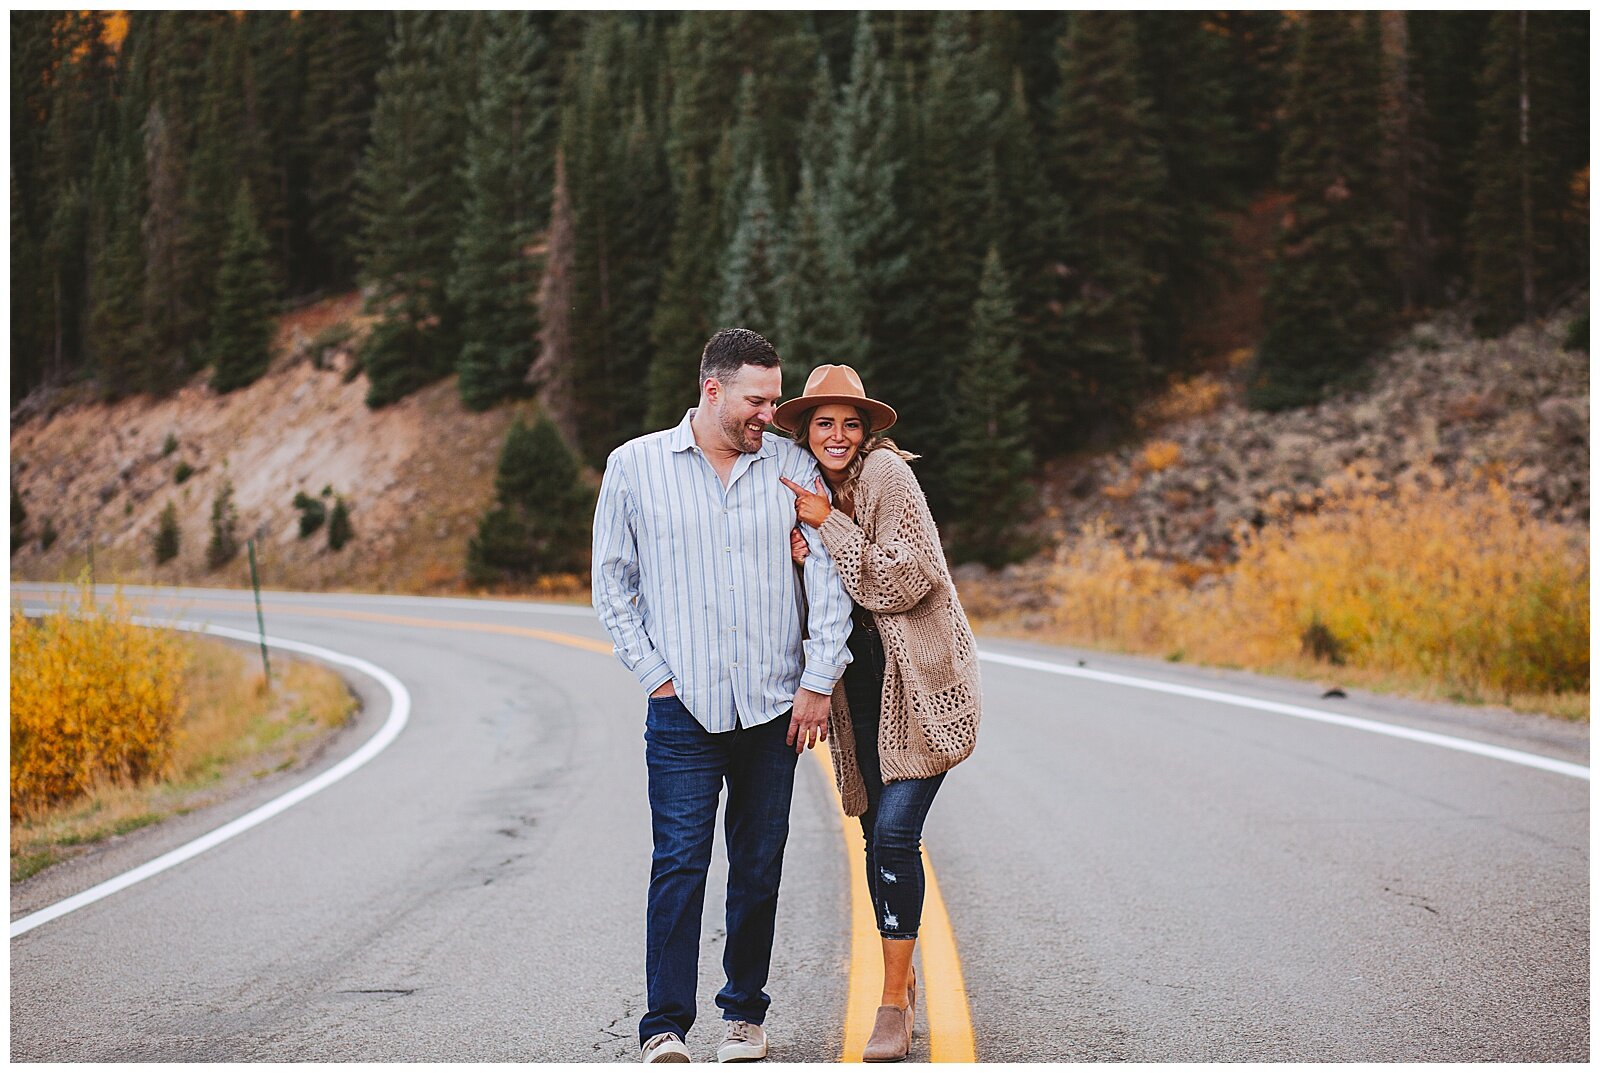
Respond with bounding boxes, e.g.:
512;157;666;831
9;293;532;594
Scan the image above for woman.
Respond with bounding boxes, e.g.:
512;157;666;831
774;364;981;1063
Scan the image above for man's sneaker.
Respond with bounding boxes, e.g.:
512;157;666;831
716;1020;768;1063
642;1032;691;1063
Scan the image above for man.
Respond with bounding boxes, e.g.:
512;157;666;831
593;328;852;1063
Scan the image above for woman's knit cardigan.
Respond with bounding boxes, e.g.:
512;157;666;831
815;447;981;817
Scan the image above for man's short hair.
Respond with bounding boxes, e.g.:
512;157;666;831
699;328;780;387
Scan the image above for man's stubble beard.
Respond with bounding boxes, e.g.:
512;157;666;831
718;402;763;454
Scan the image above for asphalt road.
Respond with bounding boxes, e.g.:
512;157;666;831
9;585;1589;1061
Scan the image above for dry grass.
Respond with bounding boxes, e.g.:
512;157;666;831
1028;468;1589;718
11;614;356;882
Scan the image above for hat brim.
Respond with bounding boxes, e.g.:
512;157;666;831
771;395;898;436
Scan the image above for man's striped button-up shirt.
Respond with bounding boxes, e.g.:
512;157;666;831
592;410;853;734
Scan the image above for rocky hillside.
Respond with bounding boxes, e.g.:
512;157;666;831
1024;303;1589;571
9;293;530;594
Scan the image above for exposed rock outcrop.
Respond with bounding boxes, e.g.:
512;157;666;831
1037;306;1589;568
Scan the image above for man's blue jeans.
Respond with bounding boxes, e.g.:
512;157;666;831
640;694;798;1046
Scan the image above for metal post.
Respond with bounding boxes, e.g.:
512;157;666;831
248;538;271;683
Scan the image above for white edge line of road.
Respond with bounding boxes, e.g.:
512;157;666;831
10;581;597;618
977;649;1590;781
10;616;411;939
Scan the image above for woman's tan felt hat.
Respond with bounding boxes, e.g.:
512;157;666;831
772;364;898;435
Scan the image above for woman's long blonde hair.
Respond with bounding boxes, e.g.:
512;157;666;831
789;405;919;507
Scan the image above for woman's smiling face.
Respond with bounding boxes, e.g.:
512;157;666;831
807;404;867;477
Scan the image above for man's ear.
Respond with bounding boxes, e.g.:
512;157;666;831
703;377;719;403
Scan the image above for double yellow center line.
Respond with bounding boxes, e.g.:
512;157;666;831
814;741;976;1062
157;598;978;1061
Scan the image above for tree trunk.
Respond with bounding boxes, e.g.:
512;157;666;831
1517;11;1535;317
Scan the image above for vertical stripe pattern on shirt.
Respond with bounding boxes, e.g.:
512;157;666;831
592;410;853;733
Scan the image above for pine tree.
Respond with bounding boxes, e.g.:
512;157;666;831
1376;12;1444;313
11;174;48;405
645;156;717;429
1209;12;1290;193
206;479;240;569
451;12;554;411
1467;11;1588;335
154;502;181;564
86;124;147;401
606;94;672;429
237;11;302;290
717;159;782;337
777;160;865;384
355;13;469;408
826;12;909;384
1053;12;1171;437
984;12;1066;119
327;497;354;551
944;248;1033;568
138;11;234;390
991;66;1066;452
1408;12;1490;288
812;12;858;79
38;13;117;390
184;16;252;335
1251;12;1392;410
137;80;194;393
646;13;744;424
8;12;117;399
1135;12;1249;368
209;181;277;393
300;11;389;290
893;12;1003;497
11;12;56;399
12;486;29;553
562;16;671;463
717;73;765;244
797;55;836;194
292;491;326;538
533;149;580;439
467;416;592;584
712;13;823;217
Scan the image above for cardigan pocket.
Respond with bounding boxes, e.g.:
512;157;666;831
912;692;979;766
911;677;979;727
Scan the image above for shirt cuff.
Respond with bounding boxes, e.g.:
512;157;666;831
631;652;673;695
800;661;844;696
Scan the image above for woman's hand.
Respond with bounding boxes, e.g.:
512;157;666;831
780;476;832;527
789;527;809;564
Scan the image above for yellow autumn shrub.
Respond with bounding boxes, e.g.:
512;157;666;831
10;581;189;819
1190;473;1589;697
1045;472;1589;704
1045;521;1179;652
1139;440;1183;473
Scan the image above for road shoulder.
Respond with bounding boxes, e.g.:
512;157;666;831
9;642;390;922
973;632;1589;768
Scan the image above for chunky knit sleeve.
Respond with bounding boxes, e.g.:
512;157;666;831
817;451;939;614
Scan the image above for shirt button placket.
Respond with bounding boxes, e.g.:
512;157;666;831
721;502;737;670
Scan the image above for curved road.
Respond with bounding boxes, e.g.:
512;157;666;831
9;585;1588;1061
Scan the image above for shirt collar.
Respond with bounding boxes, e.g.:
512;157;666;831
667;409;698;453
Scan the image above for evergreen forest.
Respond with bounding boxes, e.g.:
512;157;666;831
11;11;1590;563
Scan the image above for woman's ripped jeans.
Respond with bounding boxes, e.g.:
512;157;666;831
843;619;945;940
